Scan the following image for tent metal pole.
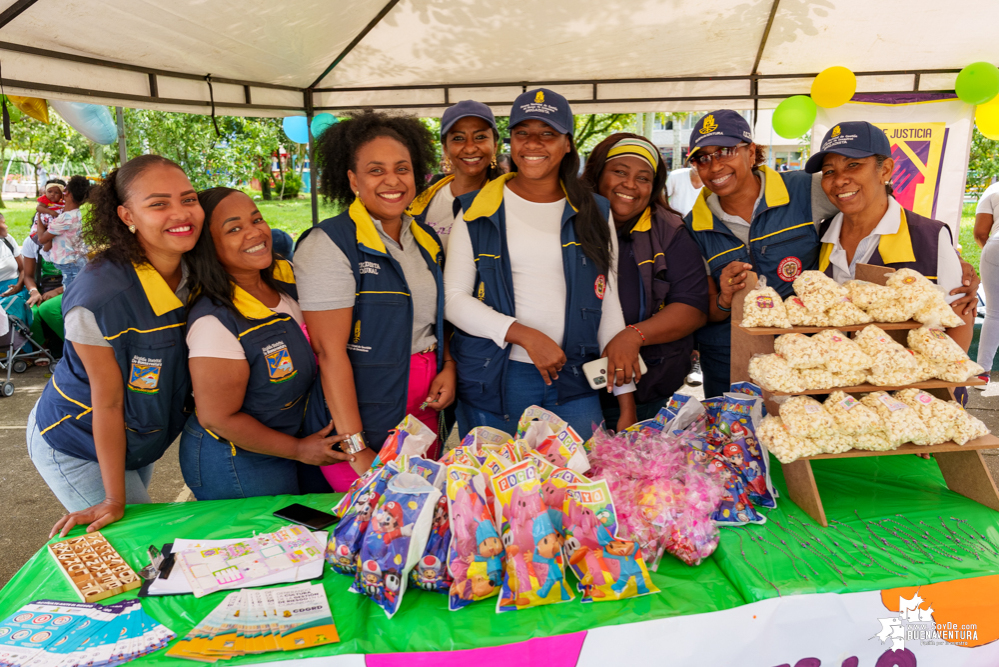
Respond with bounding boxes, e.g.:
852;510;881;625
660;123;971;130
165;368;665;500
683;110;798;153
115;107;127;165
305;90;319;227
0;0;39;29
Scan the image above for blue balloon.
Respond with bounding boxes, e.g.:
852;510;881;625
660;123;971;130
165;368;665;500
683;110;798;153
50;100;117;145
282;116;309;144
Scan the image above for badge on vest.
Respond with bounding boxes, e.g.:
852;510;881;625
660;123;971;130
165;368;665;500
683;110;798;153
594;274;606;300
263;342;296;383
777;256;802;282
128;356;162;394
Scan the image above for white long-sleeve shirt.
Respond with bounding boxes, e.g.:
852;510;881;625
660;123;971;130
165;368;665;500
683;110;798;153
444;185;633;393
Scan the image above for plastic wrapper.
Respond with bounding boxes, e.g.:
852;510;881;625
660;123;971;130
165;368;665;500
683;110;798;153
784;295;821;326
332;415;436;517
398;455;445;489
811;329;872;373
868;367;920;387
935;359;986;383
774;333;824;369
757;415;819;463
844;279;892;311
562;479;658;602
492;460;574;611
823;391;883;437
948;401;991;445
894;388;959;445
914;294;964;328
909;351;940;383
740;276;792;328
446;464;505;611
327;464;398;574
778;396;837;440
854;325;917;380
703;457;765;525
826;297;873;326
866;299;917;323
461;426;513;452
907;326;969;364
887;268;937;303
409;492;452;593
516;406;591;474
829;369;869;388
860;392;930;447
851;432;896;451
793;270;848;314
799;367;835;390
352;473;442;618
712;395;775;508
540;467;583;534
748;353;805;393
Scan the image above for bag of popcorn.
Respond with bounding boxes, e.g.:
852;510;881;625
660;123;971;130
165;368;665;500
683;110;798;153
826;297;873;326
799;367;835;390
844;280;892;312
793;271;848;314
741;276;792;328
778;396;837;439
823;391;882;436
948;401;990;445
774;333;824;369
884;268;936;317
854;325;917;380
852;432;896;451
907;326;968;364
748;354;806;393
935;359;986;383
893;388;954;445
811;329;872;373
860;391;930;447
784;295;821;326
758;415;817;464
909;351;940;383
829;369;869;388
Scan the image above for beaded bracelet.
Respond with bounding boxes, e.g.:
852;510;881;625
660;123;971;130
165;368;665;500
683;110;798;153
626;324;645;342
716;293;732;313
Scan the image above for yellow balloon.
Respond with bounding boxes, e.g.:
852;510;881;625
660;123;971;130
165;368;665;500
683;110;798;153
977;97;999;140
811;66;858;108
7;95;48;123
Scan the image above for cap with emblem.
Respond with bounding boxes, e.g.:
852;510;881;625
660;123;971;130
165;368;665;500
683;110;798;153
440;100;497;139
509;88;573;136
687;109;754;159
804;121;891;173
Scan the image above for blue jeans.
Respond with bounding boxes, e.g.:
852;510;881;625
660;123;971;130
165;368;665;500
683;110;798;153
26;402;154;512
55;258;86;290
455;361;604;440
179;415;330;500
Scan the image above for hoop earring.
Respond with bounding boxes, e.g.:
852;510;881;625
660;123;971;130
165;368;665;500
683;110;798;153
490;154;498;169
442;156;453;173
128;224;136;234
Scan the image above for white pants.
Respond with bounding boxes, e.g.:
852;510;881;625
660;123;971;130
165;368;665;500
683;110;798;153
977;237;999;372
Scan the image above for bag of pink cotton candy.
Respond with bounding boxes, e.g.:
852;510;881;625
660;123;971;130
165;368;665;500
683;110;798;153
562;478;658;601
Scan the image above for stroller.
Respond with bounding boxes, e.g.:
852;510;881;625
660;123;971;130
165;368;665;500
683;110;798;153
0;309;57;397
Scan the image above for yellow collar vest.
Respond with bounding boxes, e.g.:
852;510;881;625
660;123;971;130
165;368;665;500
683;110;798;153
690;165;790;233
133;262;185;316
463;172;578;221
230;259;297;320
406;174;455;217
819;207;917;271
350;197;441;264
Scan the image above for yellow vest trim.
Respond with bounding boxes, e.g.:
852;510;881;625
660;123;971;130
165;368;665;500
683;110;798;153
104;321;186;342
629;208;653;234
237;316;293;340
690;190;714;232
464;173;518;221
411;221;442;264
350;197;440;262
818;242;834;271
760;165;791;208
750;221;814;244
707;244;746;264
272;258;295;284
877;208;917;265
406;174;454;216
133;262;184;317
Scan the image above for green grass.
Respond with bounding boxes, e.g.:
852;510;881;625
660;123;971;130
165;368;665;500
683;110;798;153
959;201;981;275
2;195;335;247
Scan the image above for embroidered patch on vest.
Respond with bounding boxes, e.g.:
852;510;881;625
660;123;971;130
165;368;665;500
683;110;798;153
263;342;296;383
352;321;361;344
594;274;606;300
128;356;162;394
777;256;802;282
477;282;485;301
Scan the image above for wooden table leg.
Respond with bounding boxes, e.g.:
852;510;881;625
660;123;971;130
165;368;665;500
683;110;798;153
780;459;829;527
935;449;999;512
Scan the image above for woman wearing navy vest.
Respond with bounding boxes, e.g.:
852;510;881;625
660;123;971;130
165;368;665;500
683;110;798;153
295;112;452;488
445;88;638;439
179;188;349;500
806;121;974;349
407;100;501;252
582;134;710;428
27;155;203;538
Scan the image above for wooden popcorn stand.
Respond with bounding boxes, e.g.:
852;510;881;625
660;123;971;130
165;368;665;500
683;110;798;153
729;265;999;526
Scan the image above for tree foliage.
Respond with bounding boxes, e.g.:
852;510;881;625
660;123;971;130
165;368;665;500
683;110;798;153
968;127;999;193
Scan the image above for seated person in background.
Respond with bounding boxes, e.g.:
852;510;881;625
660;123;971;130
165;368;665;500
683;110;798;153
0;215;33;328
806;121;974;350
37;175;91;289
180;187;348;500
582;134;709;428
21;234;63;361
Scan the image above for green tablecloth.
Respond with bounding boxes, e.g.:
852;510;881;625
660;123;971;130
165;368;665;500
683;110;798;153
3;454;998;664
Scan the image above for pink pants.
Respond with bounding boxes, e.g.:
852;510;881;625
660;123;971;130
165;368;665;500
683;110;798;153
321;351;440;492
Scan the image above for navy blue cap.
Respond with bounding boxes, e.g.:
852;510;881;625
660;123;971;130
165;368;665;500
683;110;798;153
509;88;573;136
804;121;891;173
688;110;753;159
440;100;497;139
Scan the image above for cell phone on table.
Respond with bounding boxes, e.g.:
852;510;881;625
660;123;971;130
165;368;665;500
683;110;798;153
273;503;339;530
582;357;648;390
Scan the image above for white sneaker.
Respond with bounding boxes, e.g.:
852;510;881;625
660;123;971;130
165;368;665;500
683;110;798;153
974;373;990;390
686;359;703;387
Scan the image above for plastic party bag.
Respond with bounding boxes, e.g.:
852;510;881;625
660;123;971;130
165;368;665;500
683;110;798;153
562;479;658;602
352;472;442;618
704;457;766;525
409;492;452;593
492;460;574;611
947;401;991;445
461;426;513;452
332;414;436;517
741;276;792;328
936;359;986;382
446;465;504;611
713;395;776;508
907;326;968;364
855;325;917;381
517;406;590;473
774;333;824;369
799;367;835;390
540;467;584;534
398;455;446;489
326;463;398;574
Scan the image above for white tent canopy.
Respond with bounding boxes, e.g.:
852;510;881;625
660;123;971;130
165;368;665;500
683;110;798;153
0;0;996;119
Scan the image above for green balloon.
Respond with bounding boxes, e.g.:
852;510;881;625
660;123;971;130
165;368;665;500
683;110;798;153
956;62;999;106
772;95;817;139
311;112;338;138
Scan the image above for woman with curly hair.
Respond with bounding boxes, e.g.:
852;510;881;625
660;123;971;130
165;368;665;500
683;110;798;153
28;155;204;537
582;134;709;428
444;89;639;439
179;188;351;500
296;111;452;488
